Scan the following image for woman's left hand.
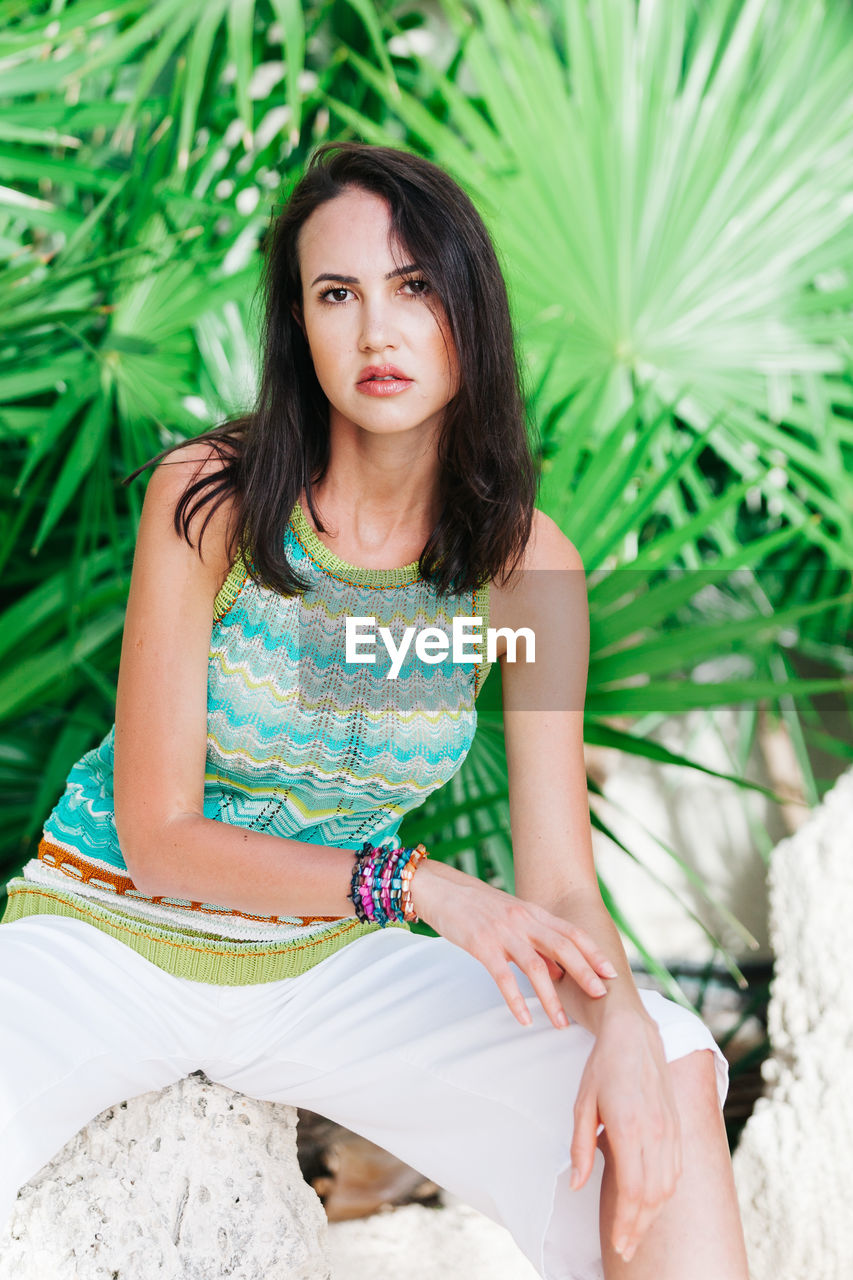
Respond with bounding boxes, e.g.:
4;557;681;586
568;1010;683;1264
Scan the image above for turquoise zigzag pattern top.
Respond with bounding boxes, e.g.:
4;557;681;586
0;500;493;984
44;500;492;868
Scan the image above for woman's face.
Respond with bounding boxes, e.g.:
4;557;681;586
295;187;461;442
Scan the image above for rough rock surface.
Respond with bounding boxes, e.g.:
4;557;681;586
326;1194;539;1279
0;1072;331;1279
732;764;853;1280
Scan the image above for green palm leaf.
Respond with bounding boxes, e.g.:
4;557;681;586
331;0;853;562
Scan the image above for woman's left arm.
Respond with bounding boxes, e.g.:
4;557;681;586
501;512;683;1263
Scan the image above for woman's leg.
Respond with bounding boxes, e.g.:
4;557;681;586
0;915;219;1228
598;1048;750;1279
206;926;733;1280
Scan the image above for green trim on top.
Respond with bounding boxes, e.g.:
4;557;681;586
0;878;409;986
289;501;423;588
213;553;250;624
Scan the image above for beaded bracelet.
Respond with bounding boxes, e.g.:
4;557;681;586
392;843;428;923
374;842;400;926
347;841;430;926
371;847;390;926
366;842;392;925
385;846;415;922
350;841;387;925
349;848;370;923
401;844;428;920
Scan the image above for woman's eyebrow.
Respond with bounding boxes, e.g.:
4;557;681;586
310;264;420;287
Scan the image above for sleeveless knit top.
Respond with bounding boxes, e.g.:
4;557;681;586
1;501;492;985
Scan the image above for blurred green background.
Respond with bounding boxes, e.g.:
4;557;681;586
1;0;852;1134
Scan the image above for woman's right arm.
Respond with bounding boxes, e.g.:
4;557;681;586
113;443;356;918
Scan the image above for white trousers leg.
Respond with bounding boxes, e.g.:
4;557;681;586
0;915;729;1280
0;916;221;1223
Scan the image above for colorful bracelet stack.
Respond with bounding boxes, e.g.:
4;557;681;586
348;841;430;927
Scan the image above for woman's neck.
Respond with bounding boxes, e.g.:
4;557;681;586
300;485;440;570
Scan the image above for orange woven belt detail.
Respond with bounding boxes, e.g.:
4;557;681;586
37;838;342;927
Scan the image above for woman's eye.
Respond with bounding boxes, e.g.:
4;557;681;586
403;278;431;295
319;287;352;303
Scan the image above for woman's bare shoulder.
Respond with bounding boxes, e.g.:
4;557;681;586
142;437;241;586
520;507;583;572
147;435;239;493
485;508;588;665
488;507;583;629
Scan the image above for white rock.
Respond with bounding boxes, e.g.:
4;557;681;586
327;1195;540;1279
0;1072;331;1279
732;765;853;1280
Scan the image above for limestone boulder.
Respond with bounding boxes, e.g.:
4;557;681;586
732;765;853;1280
0;1071;331;1280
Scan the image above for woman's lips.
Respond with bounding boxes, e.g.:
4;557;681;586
356;376;414;397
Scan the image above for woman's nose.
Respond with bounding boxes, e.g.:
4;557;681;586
358;298;398;352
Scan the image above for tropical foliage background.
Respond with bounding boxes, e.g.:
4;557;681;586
1;0;852;1113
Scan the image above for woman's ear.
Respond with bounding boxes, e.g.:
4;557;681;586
291;301;305;336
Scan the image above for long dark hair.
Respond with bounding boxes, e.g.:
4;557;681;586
124;141;540;596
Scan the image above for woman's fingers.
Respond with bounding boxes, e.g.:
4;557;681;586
534;928;613;1000
507;912;613;1002
489;926;612;1027
540;953;565;983
480;944;573;1030
502;936;608;1030
488;957;536;1027
607;1128;647;1260
608;1111;682;1262
569;1088;599;1190
508;947;571;1029
556;923;618;981
629;1113;681;1257
527;906;618;981
441;890;618;1027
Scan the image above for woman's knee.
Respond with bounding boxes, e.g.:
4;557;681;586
667;1048;726;1122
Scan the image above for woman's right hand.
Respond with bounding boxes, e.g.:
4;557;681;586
409;859;618;1030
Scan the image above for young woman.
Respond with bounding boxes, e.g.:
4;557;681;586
0;142;749;1280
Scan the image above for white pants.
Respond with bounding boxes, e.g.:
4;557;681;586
0;914;728;1280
